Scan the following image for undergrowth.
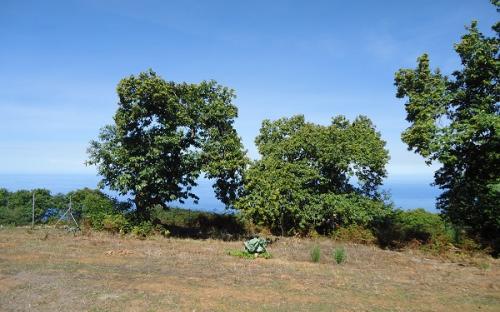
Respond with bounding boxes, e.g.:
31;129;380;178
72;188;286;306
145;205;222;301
226;249;273;259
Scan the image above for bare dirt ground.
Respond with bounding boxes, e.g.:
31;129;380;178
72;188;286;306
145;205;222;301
0;227;499;312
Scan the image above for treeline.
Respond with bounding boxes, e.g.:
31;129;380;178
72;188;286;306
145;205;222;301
0;186;480;254
0;188;128;227
0;187;244;239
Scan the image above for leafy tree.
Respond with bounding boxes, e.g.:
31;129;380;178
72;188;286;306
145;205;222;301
31;189;53;222
0;189;53;225
68;188;128;230
87;70;247;220
0;188;8;207
235;115;390;235
394;5;499;250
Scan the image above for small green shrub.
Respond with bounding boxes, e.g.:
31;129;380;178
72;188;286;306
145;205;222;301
310;245;321;263
478;262;490;271
333;247;347;264
227;249;272;259
102;214;129;234
131;221;153;238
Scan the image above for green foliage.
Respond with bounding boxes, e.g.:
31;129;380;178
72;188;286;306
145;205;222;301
0;187;134;231
131;221;154;238
373;209;451;248
87;70;247;220
151;206;247;239
394;208;446;242
102;214;130;234
394;7;500;252
227;249;272;259
0;188;62;225
235;115;390;235
310;245;321;263
333;247;347;264
68;188;126;229
332;225;376;245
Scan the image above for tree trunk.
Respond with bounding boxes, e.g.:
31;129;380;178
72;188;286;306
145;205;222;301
134;194;151;222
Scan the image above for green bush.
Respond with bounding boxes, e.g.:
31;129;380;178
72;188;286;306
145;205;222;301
102;214;130;234
131;221;153;238
150;206;247;239
310;245;321;263
333;247;347;264
373;208;452;248
70;188;130;225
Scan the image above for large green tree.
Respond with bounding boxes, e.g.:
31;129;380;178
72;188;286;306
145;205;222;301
394;5;499;249
235;115;390;235
87;70;247;220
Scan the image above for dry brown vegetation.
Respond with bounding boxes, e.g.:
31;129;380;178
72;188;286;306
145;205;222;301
0;227;499;312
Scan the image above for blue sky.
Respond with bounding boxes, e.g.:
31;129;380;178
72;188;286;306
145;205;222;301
0;1;497;205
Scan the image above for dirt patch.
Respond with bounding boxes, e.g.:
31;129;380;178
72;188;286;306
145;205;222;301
0;276;23;292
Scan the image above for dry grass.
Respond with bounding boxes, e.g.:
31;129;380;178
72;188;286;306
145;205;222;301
0;227;499;312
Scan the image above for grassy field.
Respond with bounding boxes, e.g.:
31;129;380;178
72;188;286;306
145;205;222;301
0;227;499;311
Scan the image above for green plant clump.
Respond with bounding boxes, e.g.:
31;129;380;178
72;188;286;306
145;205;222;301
131;221;153;238
227;249;272;259
102;214;130;234
310;245;321;263
333;247;347;264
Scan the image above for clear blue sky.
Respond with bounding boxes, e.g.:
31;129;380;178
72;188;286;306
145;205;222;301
0;1;497;207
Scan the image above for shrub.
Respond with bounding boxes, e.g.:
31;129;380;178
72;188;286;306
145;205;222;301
69;188;115;222
310;245;321;263
333;247;347;264
150;206;247;239
102;214;129;234
373;209;451;248
131;221;153;238
332;225;376;244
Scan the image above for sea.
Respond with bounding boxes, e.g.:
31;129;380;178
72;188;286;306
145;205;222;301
0;174;441;213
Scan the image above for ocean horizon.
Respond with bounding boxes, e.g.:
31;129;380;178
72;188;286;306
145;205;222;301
0;173;441;213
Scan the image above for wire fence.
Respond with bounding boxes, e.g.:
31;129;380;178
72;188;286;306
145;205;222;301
0;188;91;228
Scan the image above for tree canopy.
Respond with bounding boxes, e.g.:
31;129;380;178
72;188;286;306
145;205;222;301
394;6;499;250
235;115;390;235
87;70;247;219
0;188;64;225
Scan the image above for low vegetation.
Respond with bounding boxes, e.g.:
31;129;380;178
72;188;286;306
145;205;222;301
310;245;321;263
333;247;347;264
227;249;273;259
0;186;492;259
